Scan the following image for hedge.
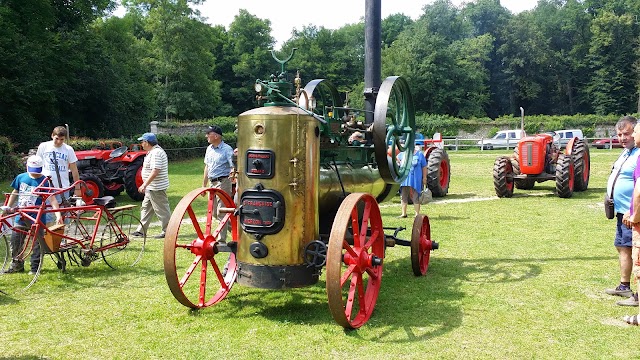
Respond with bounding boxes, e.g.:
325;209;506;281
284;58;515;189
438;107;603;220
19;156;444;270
416;113;638;138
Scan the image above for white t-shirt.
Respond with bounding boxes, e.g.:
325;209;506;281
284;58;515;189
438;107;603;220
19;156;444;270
36;140;78;189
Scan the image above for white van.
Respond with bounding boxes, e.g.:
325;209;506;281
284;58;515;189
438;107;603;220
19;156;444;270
477;129;526;150
552;129;584;148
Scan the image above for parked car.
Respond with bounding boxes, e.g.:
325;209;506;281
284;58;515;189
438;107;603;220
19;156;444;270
550;129;584;149
592;137;622;149
477;130;526;150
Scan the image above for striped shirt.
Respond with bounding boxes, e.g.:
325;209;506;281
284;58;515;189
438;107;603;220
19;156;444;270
142;145;169;191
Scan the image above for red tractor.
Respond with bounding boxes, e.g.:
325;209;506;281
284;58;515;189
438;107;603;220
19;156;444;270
74;142;147;201
493;133;590;198
386;133;451;197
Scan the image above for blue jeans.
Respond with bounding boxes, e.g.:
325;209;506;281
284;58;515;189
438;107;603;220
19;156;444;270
10;221;43;272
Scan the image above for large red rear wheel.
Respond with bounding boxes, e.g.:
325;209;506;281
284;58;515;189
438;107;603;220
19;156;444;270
326;193;384;329
411;214;433;276
164;187;238;308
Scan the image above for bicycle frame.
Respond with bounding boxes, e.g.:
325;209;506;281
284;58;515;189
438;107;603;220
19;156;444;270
0;178;144;286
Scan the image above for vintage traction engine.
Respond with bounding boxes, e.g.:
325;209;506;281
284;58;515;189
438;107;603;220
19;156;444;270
493;132;590;198
162;51;439;329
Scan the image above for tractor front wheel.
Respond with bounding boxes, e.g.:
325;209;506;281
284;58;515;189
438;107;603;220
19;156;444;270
493;157;514;198
124;157;144;201
80;174;105;199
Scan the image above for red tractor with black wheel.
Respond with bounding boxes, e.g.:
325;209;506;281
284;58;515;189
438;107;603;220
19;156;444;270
493;133;590;198
386;133;451;197
74;142;147;201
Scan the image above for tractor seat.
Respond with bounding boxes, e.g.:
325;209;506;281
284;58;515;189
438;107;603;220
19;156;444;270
92;196;116;208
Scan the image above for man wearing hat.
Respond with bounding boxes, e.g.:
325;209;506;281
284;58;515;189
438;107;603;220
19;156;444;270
3;155;62;274
131;133;171;239
203;125;234;242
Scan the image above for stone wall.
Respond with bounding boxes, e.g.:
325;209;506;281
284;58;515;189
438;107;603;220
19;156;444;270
150;121;210;136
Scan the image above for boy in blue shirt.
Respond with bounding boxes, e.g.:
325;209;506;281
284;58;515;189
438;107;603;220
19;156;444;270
4;155;62;274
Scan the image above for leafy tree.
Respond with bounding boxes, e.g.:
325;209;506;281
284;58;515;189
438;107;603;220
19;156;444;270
497;13;553;115
125;0;221;120
462;0;513;117
223;9;274;114
381;13;413;47
586;11;638;115
383;13;491;117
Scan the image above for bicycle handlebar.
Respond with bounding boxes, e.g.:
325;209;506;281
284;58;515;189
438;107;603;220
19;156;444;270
30;178;92;199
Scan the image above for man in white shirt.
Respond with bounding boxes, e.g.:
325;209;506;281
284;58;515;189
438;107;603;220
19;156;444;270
36;126;81;201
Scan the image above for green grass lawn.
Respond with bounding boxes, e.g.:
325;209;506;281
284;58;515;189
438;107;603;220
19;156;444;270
1;149;638;359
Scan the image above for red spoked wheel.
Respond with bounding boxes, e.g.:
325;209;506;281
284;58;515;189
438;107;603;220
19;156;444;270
411;214;433;276
164;187;238;308
326;193;384;329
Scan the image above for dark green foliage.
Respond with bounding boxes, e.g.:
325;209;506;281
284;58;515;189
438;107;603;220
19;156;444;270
1;0;640;158
0;136;23;181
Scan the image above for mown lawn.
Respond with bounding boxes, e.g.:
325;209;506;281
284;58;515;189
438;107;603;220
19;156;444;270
1;148;638;359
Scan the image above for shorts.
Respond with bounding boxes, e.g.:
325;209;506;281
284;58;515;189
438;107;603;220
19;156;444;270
400;186;420;204
615;213;633;247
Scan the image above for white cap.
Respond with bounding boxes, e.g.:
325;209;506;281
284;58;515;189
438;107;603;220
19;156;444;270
26;155;43;173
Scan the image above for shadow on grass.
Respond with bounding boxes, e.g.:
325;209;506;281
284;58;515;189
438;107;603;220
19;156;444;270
189;253;616;342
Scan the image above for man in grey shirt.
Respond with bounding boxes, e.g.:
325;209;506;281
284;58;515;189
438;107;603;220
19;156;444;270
203;125;234;242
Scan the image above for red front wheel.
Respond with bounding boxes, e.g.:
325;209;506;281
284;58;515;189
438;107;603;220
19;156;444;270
326;193;384;329
163;187;238;308
411;214;434;276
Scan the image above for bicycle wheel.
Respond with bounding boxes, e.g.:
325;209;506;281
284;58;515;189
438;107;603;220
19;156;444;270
0;231;9;272
100;212;145;269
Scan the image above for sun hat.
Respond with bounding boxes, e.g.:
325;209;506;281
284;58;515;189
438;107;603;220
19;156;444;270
26;155;43;173
137;133;157;142
206;125;223;136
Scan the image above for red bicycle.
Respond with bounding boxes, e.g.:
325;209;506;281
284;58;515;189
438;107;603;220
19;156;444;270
0;179;145;290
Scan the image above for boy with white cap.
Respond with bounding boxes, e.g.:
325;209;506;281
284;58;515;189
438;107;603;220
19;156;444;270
3;155;62;274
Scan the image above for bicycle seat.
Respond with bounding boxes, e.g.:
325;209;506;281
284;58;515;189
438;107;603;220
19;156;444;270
93;196;116;208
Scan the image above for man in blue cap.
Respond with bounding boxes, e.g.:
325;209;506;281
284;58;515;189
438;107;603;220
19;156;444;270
132;133;171;239
203;125;234;242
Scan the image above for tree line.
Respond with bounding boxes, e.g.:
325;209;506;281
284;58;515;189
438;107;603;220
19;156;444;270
1;0;639;152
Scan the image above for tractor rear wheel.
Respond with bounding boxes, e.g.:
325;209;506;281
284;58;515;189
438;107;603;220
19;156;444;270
124;157;144;201
493;157;514;198
572;139;590;191
426;148;450;197
80;174;105;199
555;153;574;198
